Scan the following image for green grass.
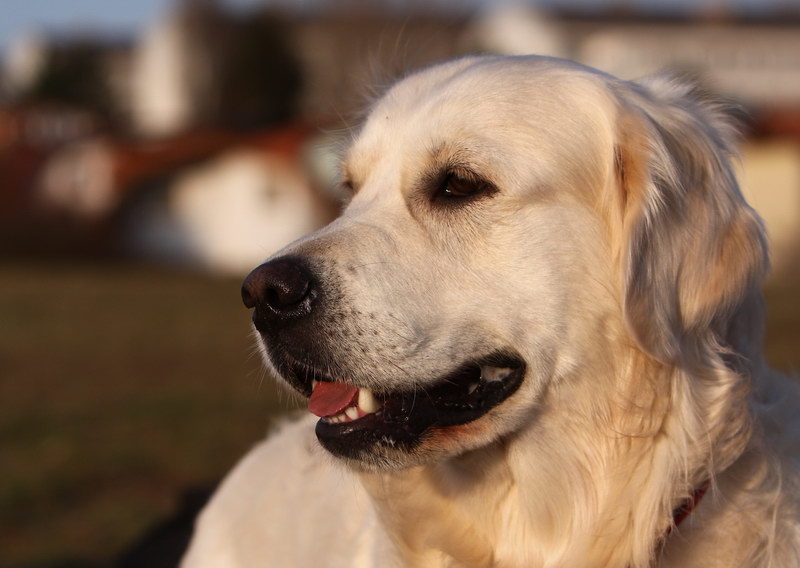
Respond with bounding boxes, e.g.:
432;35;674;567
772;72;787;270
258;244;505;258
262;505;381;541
0;262;300;568
0;261;796;568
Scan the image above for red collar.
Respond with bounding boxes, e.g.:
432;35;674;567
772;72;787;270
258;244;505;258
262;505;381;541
670;480;710;530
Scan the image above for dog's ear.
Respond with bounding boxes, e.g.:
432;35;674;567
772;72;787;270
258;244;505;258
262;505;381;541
611;77;768;364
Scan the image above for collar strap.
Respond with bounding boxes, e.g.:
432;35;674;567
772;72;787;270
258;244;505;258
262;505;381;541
671;480;710;529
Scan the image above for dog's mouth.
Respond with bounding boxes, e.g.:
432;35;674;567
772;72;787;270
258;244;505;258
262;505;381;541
283;352;525;461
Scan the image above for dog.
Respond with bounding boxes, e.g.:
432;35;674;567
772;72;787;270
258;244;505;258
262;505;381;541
181;55;800;567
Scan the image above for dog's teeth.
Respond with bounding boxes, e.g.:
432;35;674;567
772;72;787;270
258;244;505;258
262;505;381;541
481;366;512;382
358;388;380;414
319;389;382;424
326;410;351;424
312;380;319;390
467;382;480;394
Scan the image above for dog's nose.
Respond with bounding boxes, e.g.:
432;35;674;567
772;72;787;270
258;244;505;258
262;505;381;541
242;257;318;328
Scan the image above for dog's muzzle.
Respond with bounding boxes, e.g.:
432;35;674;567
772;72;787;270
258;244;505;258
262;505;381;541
242;255;527;465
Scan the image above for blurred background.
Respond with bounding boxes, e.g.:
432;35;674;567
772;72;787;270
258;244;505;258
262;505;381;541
0;0;798;566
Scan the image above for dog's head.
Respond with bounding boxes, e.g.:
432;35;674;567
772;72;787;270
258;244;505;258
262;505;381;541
242;56;766;470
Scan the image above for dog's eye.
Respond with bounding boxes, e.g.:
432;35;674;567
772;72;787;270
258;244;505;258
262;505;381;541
437;172;493;201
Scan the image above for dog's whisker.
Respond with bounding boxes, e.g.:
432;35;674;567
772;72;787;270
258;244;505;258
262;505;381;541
348;261;403;270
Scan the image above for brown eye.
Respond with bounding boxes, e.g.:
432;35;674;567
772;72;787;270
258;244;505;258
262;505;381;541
440;172;490;199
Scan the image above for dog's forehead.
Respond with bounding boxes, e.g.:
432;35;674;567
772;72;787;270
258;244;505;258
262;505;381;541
345;56;617;186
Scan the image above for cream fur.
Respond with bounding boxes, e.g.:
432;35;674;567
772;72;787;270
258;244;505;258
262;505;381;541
182;55;800;567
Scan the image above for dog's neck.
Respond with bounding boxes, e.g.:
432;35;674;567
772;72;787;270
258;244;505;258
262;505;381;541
359;347;753;568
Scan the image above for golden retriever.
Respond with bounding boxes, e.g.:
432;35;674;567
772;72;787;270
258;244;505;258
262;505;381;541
181;55;800;567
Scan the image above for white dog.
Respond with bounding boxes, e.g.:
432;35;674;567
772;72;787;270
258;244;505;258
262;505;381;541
181;55;800;567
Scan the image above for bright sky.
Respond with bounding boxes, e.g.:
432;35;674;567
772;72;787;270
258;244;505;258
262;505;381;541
0;0;266;53
0;0;164;52
0;0;792;54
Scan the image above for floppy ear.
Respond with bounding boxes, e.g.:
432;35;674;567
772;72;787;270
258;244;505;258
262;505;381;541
612;77;768;364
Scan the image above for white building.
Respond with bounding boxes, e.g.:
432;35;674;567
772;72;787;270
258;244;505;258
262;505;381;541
124;147;336;274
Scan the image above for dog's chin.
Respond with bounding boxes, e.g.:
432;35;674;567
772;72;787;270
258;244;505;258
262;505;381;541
273;350;526;470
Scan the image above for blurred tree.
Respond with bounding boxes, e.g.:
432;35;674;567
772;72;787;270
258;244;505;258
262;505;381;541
158;0;302;133
16;38;117;122
219;9;303;130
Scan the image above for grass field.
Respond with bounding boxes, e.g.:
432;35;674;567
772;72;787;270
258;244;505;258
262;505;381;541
0;261;797;568
0;262;300;568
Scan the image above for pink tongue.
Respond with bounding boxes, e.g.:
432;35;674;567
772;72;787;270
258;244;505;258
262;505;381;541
308;382;359;418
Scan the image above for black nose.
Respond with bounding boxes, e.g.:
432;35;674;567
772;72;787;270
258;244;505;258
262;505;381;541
242;257;318;328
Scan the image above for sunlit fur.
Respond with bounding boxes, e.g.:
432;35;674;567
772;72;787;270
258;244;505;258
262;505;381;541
182;55;800;567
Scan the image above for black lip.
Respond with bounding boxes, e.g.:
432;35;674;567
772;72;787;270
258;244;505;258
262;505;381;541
303;352;526;461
